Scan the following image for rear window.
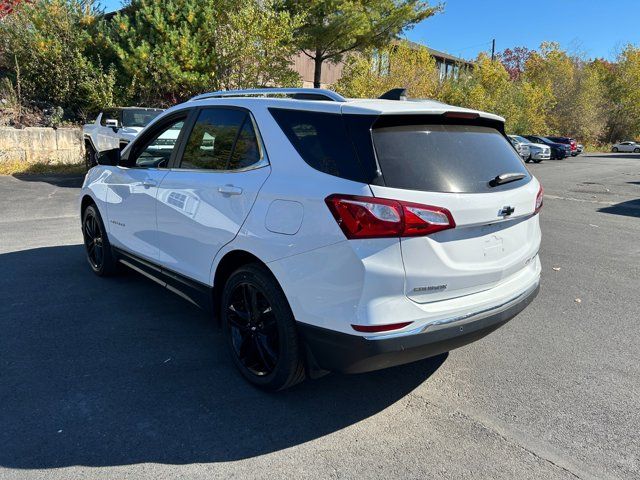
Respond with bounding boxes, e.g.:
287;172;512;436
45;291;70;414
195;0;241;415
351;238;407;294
269;108;369;183
372;124;530;193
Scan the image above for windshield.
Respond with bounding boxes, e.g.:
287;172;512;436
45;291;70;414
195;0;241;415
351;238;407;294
512;135;530;143
122;109;163;128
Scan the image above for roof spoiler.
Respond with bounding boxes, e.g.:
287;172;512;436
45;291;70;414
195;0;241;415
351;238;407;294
378;88;408;101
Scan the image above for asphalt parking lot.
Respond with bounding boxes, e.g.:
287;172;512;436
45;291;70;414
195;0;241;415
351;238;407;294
1;153;638;480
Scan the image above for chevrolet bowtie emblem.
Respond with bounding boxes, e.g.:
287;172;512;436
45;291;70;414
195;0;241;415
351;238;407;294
499;206;515;217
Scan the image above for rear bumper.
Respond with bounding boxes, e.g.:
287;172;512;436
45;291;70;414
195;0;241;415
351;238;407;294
298;281;539;374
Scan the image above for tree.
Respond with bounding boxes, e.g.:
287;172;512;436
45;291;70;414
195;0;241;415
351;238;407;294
497;46;533;81
602;46;640;142
277;0;441;88
109;0;302;106
0;0;116;118
334;41;438;98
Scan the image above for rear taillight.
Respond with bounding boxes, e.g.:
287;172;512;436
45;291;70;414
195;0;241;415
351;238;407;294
535;185;544;214
325;194;455;239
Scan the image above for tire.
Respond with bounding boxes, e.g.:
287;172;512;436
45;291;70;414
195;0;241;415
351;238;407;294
612;147;619;153
534;158;543;163
221;264;305;391
634;148;640;153
82;204;119;276
85;142;97;170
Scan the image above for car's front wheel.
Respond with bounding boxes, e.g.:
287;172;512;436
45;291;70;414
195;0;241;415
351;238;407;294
85;142;97;170
221;264;305;391
612;147;619;153
82;204;119;276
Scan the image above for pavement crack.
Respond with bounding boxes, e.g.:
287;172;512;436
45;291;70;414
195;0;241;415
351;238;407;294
406;392;609;480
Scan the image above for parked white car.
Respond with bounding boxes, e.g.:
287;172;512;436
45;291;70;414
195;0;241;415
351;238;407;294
509;135;550;163
611;141;640;153
83;107;164;168
80;88;542;390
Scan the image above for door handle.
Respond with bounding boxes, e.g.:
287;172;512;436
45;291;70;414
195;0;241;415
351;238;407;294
142;179;158;188
218;185;243;195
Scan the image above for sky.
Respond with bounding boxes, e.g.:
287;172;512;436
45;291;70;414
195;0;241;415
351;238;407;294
100;0;640;61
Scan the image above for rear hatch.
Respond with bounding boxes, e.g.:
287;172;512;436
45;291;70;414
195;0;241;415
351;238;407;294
368;115;541;303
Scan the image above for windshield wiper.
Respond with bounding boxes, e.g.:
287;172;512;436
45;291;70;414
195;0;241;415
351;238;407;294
490;172;526;187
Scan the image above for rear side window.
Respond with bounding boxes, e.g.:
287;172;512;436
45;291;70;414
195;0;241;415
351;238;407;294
228;117;260;170
180;108;246;170
269;108;367;183
372;124;530;193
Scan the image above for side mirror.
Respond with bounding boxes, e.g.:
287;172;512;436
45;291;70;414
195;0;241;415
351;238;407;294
95;148;121;166
105;118;119;131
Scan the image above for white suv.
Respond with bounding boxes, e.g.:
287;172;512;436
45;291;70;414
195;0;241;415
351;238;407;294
80;88;542;391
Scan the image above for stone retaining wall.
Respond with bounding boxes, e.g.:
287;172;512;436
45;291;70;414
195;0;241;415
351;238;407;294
0;127;84;164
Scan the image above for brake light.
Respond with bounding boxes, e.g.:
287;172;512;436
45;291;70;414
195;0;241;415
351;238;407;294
325;194;455;239
443;111;479;120
535;185;544;214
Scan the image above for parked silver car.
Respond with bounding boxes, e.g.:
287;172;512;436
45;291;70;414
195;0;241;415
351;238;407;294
611;141;640;153
509;135;530;160
509;135;550;163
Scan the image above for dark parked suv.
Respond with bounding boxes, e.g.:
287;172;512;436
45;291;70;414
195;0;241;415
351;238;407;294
547;136;578;156
524;136;569;160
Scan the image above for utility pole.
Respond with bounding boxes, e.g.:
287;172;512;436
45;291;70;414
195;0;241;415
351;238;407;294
491;38;496;61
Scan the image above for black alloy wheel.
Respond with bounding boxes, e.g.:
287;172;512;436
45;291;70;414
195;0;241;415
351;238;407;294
221;264;305;391
227;281;279;376
83;208;104;270
82;204;119;276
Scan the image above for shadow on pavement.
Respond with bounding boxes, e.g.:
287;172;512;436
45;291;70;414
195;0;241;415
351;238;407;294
586;153;640;160
598;199;640;218
0;245;446;469
11;173;85;188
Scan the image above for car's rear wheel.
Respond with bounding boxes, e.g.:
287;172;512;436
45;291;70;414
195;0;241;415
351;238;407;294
634;148;640;153
221;264;305;391
612;147;619;153
82;204;119;276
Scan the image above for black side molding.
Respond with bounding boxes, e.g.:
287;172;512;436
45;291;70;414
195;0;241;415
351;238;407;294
113;247;214;312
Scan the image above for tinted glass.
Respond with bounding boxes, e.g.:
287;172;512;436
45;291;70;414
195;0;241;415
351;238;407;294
372;124;530;193
122;109;162;128
228;117;261;170
181;108;246;170
270;108;367;182
135;119;185;168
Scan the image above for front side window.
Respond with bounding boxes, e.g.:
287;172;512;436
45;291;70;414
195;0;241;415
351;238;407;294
180;108;261;171
132;118;185;168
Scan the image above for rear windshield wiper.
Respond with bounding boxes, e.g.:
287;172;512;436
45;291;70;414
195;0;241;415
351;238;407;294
490;172;526;187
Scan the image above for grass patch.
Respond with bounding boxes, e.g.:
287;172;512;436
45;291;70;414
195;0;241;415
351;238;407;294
0;160;86;176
